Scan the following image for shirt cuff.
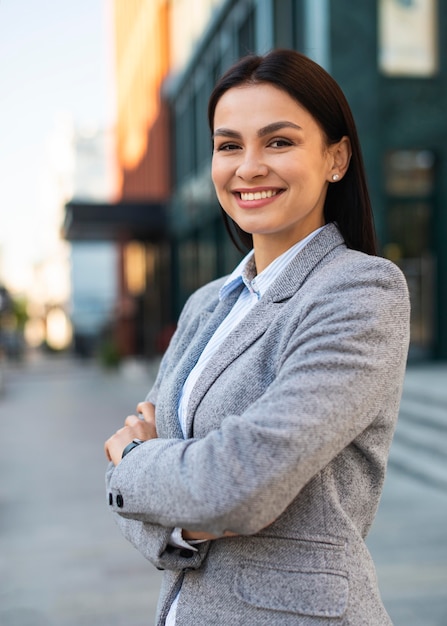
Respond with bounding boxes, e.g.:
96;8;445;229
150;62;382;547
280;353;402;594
168;527;208;550
168;527;198;551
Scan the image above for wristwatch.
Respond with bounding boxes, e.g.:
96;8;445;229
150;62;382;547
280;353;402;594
121;438;144;459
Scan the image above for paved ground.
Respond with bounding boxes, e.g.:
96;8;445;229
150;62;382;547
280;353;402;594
0;354;163;626
0;353;445;625
366;363;447;626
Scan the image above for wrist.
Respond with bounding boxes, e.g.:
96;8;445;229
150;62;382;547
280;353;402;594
121;438;144;459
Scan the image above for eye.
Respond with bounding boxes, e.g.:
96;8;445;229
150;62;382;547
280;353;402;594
269;138;294;148
215;142;242;152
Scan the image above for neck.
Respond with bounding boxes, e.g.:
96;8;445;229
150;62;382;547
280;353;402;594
252;234;302;273
252;224;325;273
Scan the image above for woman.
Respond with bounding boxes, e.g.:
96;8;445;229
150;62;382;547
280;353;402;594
105;49;410;625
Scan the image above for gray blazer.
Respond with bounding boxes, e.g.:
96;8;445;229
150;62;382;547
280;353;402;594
106;224;410;625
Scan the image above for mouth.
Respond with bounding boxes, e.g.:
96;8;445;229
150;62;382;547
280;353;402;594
233;188;285;204
238;189;280;201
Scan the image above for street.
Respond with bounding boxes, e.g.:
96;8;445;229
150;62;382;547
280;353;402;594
0;354;163;626
0;353;446;626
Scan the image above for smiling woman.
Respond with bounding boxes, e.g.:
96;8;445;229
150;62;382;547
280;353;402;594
208;51;377;263
105;49;410;626
211;83;351;270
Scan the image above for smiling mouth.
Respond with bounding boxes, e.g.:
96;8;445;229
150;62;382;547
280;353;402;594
238;189;281;201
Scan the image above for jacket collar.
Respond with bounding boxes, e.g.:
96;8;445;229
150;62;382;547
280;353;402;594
267;222;345;303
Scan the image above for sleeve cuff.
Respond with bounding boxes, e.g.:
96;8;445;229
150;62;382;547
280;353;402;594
168;527;199;551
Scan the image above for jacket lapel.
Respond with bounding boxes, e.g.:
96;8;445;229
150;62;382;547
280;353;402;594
184;296;279;437
184;224;345;436
267;222;345;303
160;286;244;438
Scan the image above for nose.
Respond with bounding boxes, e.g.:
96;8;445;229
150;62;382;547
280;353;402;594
235;149;269;180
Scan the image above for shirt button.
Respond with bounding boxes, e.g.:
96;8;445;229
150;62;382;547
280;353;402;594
116;494;124;508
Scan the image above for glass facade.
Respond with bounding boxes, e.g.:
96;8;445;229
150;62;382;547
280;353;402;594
167;0;305;318
166;0;447;359
384;150;437;359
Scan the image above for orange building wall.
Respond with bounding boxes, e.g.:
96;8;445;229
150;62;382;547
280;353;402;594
111;0;172;356
113;0;171;200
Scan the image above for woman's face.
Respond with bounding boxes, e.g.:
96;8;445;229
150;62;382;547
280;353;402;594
211;83;342;259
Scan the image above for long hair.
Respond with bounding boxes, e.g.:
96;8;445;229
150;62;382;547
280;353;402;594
208;49;377;255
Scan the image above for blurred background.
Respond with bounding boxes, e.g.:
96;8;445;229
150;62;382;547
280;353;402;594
1;0;446;366
0;1;446;625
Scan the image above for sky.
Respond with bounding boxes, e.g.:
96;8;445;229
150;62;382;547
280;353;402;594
0;0;115;292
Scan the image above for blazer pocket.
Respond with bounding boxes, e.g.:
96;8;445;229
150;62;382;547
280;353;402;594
234;563;349;618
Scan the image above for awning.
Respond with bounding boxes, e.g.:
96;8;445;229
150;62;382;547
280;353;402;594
63;199;167;242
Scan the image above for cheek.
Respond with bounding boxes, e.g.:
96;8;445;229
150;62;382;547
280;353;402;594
211;159;227;190
211;167;225;206
211;156;219;183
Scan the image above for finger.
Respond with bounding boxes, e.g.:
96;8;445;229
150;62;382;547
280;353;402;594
124;414;140;427
104;439;112;461
136;401;156;423
104;429;135;465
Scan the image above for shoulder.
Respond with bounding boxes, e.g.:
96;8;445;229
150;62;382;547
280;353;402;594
322;247;409;297
305;223;408;295
286;247;411;375
302;247;410;337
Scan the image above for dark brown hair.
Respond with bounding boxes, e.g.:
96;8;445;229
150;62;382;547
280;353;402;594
208;49;377;255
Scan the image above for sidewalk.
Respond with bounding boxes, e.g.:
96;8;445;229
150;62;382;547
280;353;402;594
0;354;445;625
367;361;447;626
0;353;163;626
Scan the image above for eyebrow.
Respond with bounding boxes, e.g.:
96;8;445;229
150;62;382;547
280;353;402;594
212;121;303;140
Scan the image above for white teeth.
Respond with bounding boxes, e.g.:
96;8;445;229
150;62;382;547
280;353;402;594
240;189;278;201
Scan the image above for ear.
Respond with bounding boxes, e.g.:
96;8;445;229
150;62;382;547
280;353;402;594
328;136;351;182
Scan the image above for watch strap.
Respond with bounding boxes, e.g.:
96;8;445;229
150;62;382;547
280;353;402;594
121;438;144;459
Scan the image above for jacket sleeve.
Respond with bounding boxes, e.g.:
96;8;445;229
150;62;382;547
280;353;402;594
106;462;211;570
105;283;221;570
107;258;410;537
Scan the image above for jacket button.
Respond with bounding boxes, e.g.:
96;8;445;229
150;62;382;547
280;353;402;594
179;548;194;559
116;494;124;508
108;493;113;506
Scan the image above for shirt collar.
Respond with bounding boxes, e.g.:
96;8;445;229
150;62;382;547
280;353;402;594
219;250;257;300
219;225;326;302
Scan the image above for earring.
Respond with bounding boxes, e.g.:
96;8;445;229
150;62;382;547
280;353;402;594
332;174;340;181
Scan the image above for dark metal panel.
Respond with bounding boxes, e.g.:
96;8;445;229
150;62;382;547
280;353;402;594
63;200;167;242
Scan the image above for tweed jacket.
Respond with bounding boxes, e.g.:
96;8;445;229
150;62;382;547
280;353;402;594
106;223;410;625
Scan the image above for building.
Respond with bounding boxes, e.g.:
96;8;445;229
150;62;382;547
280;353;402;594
64;0;171;357
64;0;447;361
166;0;447;360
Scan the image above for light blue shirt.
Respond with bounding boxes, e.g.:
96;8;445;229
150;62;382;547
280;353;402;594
166;226;325;624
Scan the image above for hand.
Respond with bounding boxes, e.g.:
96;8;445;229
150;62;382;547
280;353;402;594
104;401;158;466
182;529;238;541
182;515;277;541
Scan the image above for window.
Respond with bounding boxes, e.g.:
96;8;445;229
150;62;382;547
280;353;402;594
238;8;256;56
378;0;439;76
273;0;304;50
384;150;436;358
